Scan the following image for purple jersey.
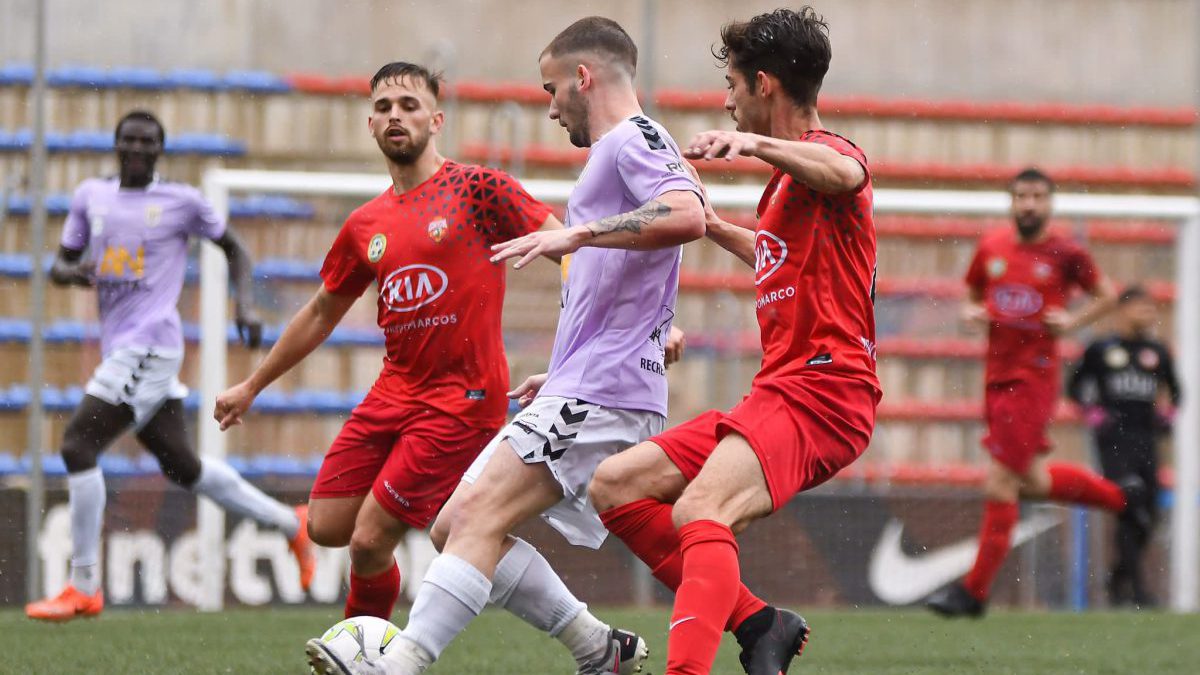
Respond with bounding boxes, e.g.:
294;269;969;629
539;116;699;416
60;177;227;356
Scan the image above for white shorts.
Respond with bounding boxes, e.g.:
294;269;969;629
463;395;665;549
85;348;188;429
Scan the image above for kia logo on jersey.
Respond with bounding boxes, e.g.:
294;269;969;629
754;231;788;286
991;283;1044;318
381;264;449;312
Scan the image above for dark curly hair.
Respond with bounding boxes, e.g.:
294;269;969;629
715;7;831;107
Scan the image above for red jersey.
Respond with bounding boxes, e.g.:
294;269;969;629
752;130;878;389
965;227;1101;385
320;160;551;428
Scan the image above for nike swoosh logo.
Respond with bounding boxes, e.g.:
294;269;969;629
669;617;696;631
867;512;1060;605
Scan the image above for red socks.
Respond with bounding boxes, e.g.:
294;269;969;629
600;499;766;631
345;561;401;619
1047;462;1126;511
665;520;740;675
962;501;1018;601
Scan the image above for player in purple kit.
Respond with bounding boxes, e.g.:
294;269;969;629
305;17;704;675
25;111;313;622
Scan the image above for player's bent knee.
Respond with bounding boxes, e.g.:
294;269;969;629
60;436;99;473
671;490;717;530
428;515;450;552
588;457;632;512
348;521;404;574
308;511;355;548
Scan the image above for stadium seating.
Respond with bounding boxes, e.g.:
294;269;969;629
0;64;1185;474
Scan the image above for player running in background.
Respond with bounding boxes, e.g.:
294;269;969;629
925;168;1132;617
1068;284;1180;607
306;17;705;675
215;62;557;622
25;110;310;622
588;8;879;674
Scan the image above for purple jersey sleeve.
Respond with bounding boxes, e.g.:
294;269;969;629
615;136;699;206
186;188;228;241
60;183;91;251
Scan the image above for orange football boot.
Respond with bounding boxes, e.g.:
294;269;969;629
25;585;103;622
289;504;316;591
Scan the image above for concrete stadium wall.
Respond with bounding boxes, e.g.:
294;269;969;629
0;0;1194;106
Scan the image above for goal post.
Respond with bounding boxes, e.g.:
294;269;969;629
200;167;1200;613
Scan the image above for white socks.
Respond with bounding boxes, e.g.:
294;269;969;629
557;609;614;667
68;467;105;595
490;537;588;635
192;458;299;538
396;555;491;665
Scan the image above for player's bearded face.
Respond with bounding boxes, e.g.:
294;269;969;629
724;65;765;134
540;55;592;148
369;79;439;165
1010;180;1052;239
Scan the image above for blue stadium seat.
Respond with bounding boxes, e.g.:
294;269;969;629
46;65;109;88
164;68;226;91
0;63;34;86
107;66;167;90
165;132;246;157
222;70;291;93
66;129;113;152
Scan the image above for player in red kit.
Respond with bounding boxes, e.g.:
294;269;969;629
588;8;879;674
214;62;554;621
925;167;1133;617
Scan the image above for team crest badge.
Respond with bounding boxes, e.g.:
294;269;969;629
367;234;387;263
427;218;448;243
1033;262;1052;280
1138;348;1160;370
987;257;1007;278
1105;346;1129;369
144;204;163;228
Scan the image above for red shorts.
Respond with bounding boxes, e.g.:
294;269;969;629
982;379;1056;474
653;372;879;510
310;385;498;528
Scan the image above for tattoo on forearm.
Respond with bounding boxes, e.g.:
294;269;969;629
586;201;672;237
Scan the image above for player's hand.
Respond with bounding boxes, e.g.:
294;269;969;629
682;162;724;233
508;373;548;408
214;380;257;431
1042;308;1072;335
665;325;686;368
491;227;589;270
960;303;989;331
235;304;264;348
684;130;762;161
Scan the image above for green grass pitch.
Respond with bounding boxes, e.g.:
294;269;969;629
3;606;1198;674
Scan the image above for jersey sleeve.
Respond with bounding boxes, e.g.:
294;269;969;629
1065;244;1101;293
60;183;91;251
615;134;700;207
472;168;553;244
964;244;988;292
319;218;374;297
1159;344;1183;406
804;131;871;193
185;188;228;241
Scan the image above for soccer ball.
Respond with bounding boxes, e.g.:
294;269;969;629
311;615;401;671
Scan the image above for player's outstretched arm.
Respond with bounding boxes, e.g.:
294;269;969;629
213;227;263;348
490;190;704;268
682;159;755;268
48;246;94;287
684;130;865;194
214;287;357;430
